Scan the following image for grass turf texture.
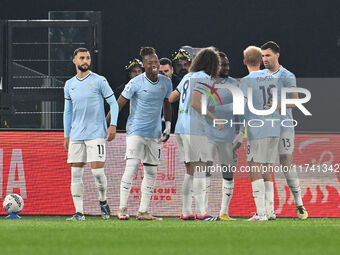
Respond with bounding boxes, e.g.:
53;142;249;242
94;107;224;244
0;217;339;255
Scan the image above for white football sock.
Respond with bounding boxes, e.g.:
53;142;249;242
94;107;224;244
139;165;157;212
91;168;107;202
220;179;234;215
284;166;303;206
193;171;206;216
264;181;274;215
204;176;211;212
182;174;193;216
71;167;84;214
120;158;140;209
251;179;266;217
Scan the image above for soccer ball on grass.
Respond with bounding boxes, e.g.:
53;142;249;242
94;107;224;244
3;194;24;214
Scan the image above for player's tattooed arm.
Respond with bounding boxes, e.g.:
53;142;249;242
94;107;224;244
106;95;129;126
117;95;129;111
163;98;172;123
169;89;180;103
161;98;172;142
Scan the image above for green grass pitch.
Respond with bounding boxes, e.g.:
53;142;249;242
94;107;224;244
0;216;339;255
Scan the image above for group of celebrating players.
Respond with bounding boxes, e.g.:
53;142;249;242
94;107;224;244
63;41;308;221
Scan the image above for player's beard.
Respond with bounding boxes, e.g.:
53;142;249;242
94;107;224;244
178;69;188;79
78;64;89;72
219;72;229;79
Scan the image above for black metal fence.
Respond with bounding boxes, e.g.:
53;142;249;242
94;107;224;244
0;16;101;129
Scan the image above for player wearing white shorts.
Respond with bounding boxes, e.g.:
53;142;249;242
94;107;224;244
240;46;281;221
114;47;172;220
63;48;119;221
169;47;222;221
204;51;240;221
261;41;308;219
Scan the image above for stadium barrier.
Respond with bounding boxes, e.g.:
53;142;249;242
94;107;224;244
0;132;339;217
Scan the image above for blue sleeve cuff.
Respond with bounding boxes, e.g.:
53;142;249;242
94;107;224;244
63;99;72;137
106;96;119;126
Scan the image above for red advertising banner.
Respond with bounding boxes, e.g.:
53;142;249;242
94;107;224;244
0;132;339;217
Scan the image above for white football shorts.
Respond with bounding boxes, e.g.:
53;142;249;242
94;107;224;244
67;138;106;163
247;137;279;164
176;134;208;163
279;132;295;155
125;135;162;165
206;139;236;165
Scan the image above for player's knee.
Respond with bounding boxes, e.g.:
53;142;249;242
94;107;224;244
71;162;85;168
222;172;233;181
91;161;105;169
71;167;84;183
280;154;290;165
123;158;140;180
222;165;233;180
206;161;213;177
91;168;107;185
144;165;157;178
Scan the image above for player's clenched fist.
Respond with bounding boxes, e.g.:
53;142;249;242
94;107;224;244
107;125;116;141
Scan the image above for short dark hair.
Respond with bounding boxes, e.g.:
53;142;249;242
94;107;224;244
159;58;172;66
261;41;280;53
140;46;156;59
73;47;89;58
218;51;230;63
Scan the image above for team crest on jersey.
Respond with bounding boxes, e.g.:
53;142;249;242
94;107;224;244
88;83;93;87
160;87;165;91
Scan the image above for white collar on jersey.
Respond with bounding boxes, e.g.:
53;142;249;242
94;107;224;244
76;71;92;81
143;73;159;85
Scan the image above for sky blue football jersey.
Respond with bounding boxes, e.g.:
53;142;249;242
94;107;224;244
64;72;114;141
205;77;238;143
269;66;296;134
174;71;211;136
121;73;172;138
240;70;281;141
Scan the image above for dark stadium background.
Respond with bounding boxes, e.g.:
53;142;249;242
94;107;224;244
0;0;339;131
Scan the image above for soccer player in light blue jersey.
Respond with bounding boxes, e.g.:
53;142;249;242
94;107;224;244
115;47;172;220
169;47;222;221
63;48;119;221
261;41;308;220
240;46;281;221
204;51;239;221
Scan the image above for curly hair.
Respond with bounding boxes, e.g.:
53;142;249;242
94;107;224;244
189;47;220;77
140;46;156;59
